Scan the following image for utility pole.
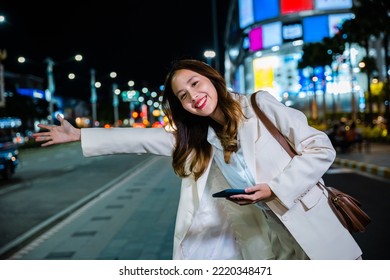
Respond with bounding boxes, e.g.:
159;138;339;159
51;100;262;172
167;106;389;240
46;57;55;124
212;0;220;72
90;68;97;126
347;43;357;122
0;17;6;108
112;83;119;127
0;49;6;108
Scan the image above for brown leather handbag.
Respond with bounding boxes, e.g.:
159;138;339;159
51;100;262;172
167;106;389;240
250;92;371;233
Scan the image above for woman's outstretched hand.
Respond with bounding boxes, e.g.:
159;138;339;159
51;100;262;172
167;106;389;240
33;114;81;147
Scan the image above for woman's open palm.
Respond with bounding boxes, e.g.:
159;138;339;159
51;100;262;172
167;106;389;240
33;115;81;147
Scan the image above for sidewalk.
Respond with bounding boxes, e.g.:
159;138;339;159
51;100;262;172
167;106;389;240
333;142;390;179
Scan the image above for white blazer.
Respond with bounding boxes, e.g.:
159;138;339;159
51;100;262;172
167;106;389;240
80;91;362;260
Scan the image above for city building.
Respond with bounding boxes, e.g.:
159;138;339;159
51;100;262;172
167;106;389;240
224;0;374;121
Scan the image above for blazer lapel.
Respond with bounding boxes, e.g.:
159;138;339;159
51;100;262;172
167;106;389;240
239;117;259;180
196;150;214;200
238;95;261;181
173;151;214;252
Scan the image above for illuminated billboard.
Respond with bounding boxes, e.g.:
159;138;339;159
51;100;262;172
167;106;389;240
303;15;328;42
253;56;278;91
282;21;303;42
253;0;279;22
315;0;353;10
262;22;282;49
239;0;254;29
280;0;313;15
249;26;262;51
239;0;353;30
249;22;282;51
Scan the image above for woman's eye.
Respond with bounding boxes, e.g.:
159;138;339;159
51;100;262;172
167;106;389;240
180;92;187;100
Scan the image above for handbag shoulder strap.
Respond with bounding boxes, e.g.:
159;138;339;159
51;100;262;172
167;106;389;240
250;92;297;158
251;92;330;192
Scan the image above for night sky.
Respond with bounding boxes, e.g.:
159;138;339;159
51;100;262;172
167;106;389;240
1;0;229;101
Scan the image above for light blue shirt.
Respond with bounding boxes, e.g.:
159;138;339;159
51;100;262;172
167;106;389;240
207;126;255;189
207;127;269;210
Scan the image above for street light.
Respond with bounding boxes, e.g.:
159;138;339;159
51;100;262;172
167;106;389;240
93;71;121;126
18;54;83;123
112;82;120;127
127;80;136;126
45;55;83;124
0;16;7;108
107;72;121;126
90;68;98;127
64;67;98;127
211;0;220;72
45;58;55;123
203;50;216;66
0;49;6;108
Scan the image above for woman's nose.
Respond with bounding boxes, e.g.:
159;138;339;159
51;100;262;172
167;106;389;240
188;90;198;101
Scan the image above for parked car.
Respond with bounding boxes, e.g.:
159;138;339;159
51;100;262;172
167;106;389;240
0;117;21;179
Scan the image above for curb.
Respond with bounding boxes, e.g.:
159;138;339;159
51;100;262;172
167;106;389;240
333;158;390;179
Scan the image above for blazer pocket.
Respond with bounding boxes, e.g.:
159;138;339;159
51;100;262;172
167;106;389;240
298;184;325;210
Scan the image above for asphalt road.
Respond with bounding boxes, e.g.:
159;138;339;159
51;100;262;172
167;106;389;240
0;143;388;260
0;142;157;249
323;168;390;260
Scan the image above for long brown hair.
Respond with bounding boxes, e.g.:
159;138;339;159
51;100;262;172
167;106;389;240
162;59;244;180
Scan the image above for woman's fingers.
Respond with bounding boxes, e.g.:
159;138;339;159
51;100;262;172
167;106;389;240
37;123;51;130
32;116;79;145
41;140;54;147
33;125;55;143
56;114;64;123
34;135;51;142
33;132;56;145
37;132;52;137
32;130;51;138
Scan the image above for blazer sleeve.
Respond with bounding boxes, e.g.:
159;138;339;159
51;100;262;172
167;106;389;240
255;91;336;208
80;127;175;157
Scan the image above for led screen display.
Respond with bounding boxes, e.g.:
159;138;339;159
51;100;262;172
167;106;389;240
315;0;353;10
262;21;282;48
303;15;328;42
17;88;45;99
249;26;262;51
253;0;279;22
282;21;303;42
234;65;245;93
253;56;278;91
281;0;313;15
239;0;254;29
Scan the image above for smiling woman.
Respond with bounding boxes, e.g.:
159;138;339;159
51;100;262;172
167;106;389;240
171;69;222;121
32;58;363;260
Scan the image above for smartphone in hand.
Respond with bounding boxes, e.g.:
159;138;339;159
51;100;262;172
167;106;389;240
212;189;246;198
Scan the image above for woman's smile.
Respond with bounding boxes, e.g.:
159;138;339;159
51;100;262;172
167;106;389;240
195;96;207;109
